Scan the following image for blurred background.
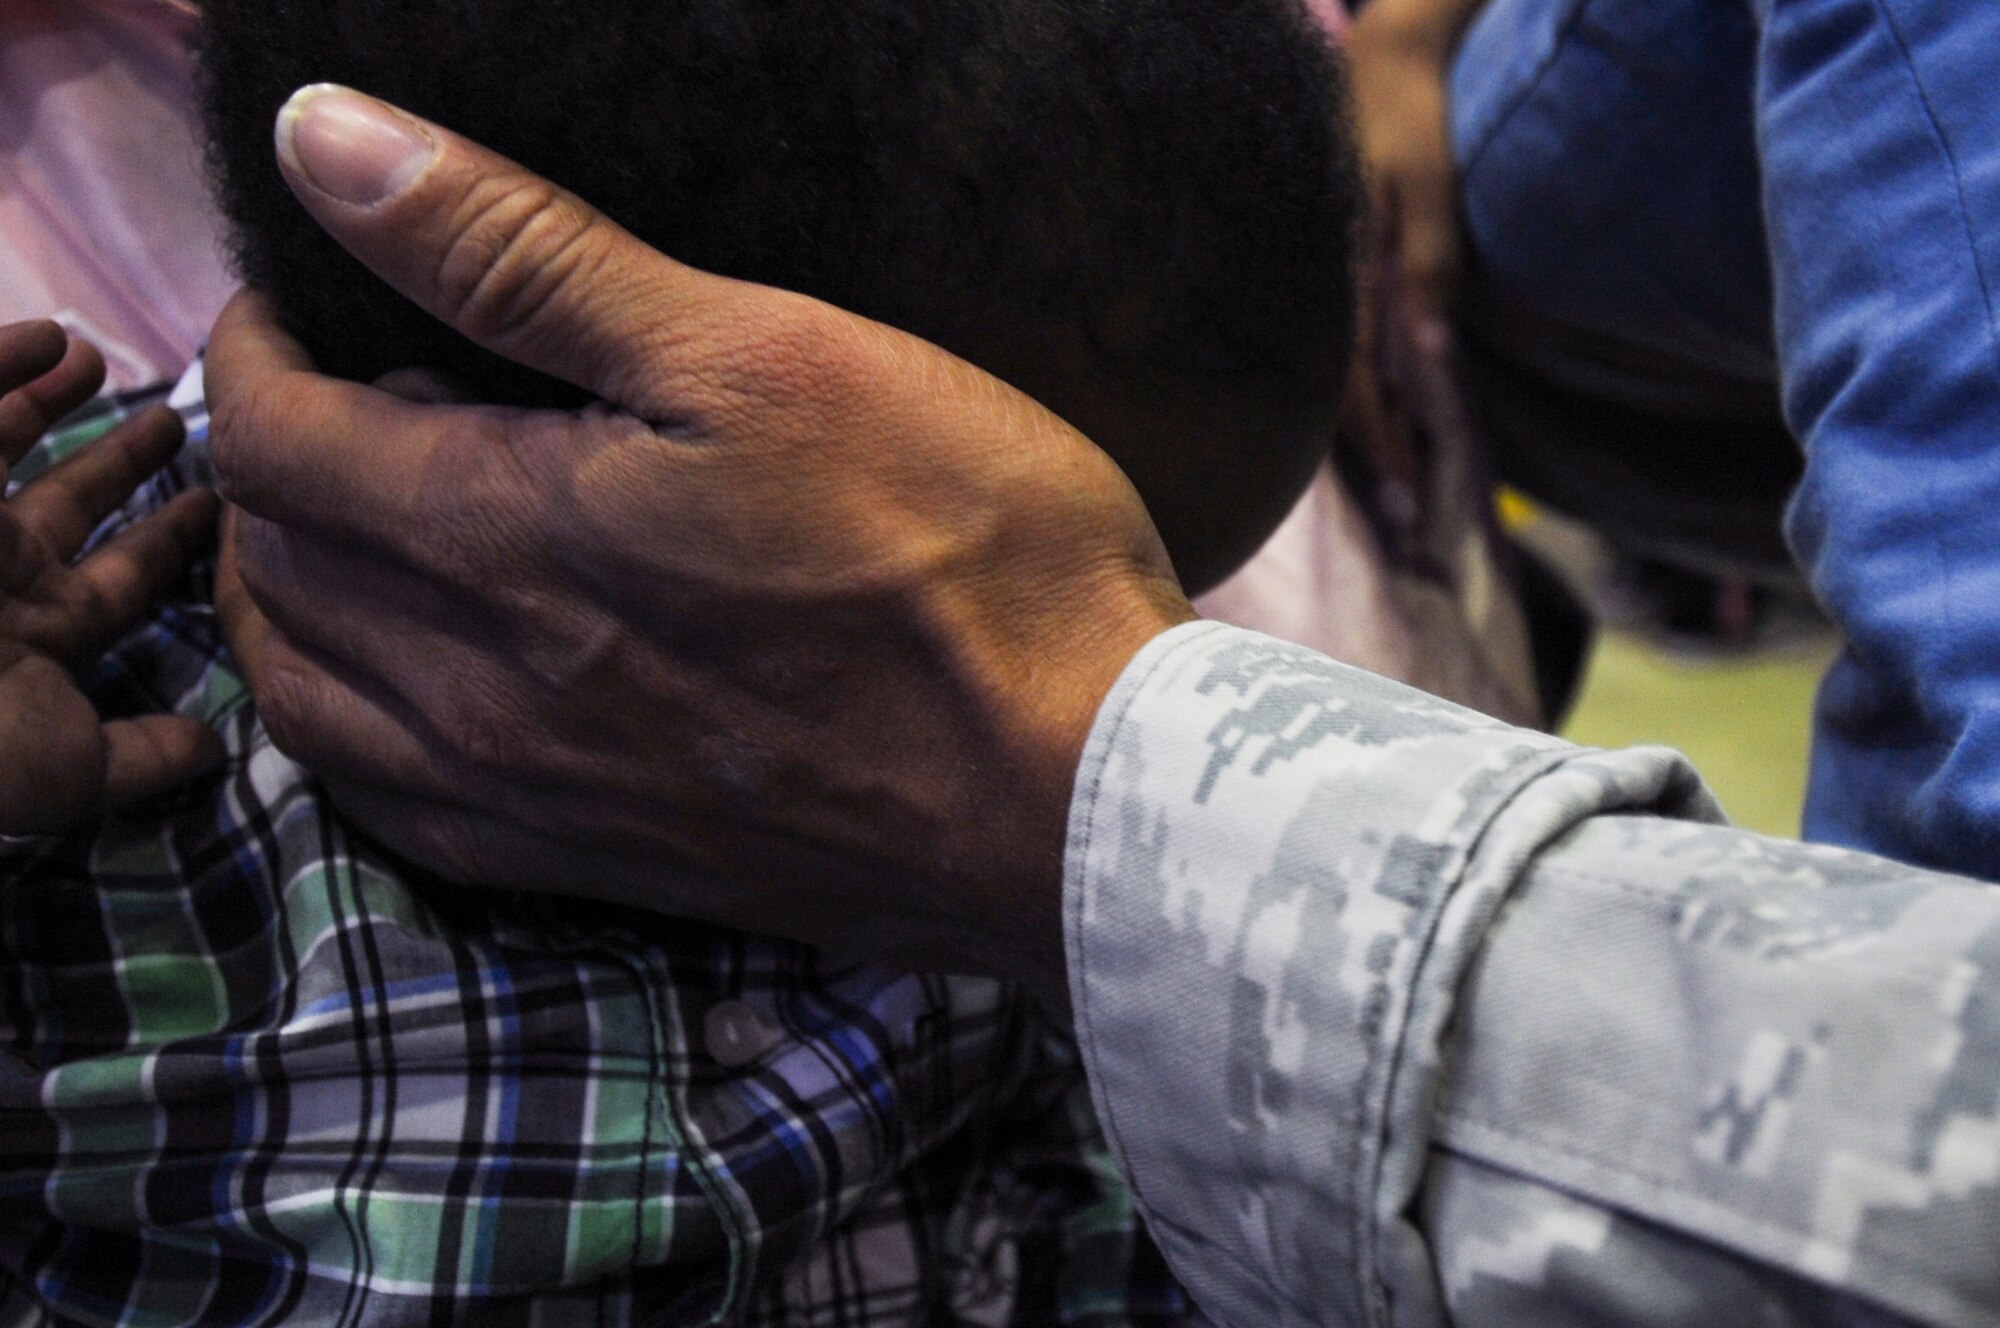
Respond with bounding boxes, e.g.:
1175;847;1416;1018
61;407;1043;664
1512;493;1835;837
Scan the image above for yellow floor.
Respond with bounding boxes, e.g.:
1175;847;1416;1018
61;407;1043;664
1559;632;1837;838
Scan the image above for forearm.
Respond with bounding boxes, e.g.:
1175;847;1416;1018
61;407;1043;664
1067;622;1999;1326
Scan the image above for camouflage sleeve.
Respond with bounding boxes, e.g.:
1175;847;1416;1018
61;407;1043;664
1064;621;1994;1327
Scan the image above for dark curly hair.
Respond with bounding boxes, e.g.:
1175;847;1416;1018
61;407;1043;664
196;0;1361;590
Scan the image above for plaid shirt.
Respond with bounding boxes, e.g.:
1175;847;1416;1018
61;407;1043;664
0;376;1186;1328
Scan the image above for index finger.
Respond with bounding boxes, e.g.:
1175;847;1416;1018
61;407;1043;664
206;288;530;558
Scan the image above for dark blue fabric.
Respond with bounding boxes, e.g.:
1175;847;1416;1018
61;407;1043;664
1452;0;2000;876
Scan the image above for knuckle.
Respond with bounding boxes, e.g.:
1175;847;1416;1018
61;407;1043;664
514;599;629;696
228;516;290;596
205;380;283;493
52;574;119;644
381;420;549;595
432;179;608;351
231;523;342;633
430;676;534;776
251;662;335;766
407;484;546;608
694;297;870;417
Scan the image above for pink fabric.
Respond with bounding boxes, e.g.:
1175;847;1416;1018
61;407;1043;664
1301;0;1351;42
1195;460;1416;673
0;0;234;390
1197;455;1538;724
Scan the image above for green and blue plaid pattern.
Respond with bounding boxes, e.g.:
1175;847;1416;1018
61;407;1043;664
0;380;1185;1327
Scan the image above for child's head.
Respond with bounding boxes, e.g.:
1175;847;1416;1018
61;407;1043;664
197;0;1361;592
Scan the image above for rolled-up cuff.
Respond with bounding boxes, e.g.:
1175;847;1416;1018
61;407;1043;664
1064;622;1713;1326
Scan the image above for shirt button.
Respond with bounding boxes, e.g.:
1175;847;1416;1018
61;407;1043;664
705;999;780;1068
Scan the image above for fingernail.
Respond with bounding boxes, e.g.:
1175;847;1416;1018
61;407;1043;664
275;84;439;207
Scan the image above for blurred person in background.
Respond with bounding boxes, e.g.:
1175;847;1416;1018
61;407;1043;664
1349;0;2000;877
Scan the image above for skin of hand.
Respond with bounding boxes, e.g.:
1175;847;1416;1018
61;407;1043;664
0;320;223;837
1346;0;1487;337
208;86;1194;1004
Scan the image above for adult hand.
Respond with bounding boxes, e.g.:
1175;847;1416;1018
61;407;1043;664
1347;0;1483;338
0;321;222;837
209;86;1193;1000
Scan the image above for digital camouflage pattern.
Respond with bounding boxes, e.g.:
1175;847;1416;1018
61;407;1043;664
1067;622;1995;1327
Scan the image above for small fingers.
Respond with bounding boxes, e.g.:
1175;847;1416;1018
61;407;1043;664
0;321;67;398
0;327;107;468
100;715;227;813
0;651;101;836
41;488;221;664
0;656;215;832
11;405;187;561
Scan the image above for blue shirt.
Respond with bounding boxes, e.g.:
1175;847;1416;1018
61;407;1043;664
1449;0;2000;877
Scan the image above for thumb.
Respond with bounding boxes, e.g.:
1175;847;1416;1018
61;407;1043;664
272;83;745;412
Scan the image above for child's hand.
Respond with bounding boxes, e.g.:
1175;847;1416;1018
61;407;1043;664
0;321;222;838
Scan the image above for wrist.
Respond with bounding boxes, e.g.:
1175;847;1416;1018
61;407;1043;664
950;572;1194;1005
